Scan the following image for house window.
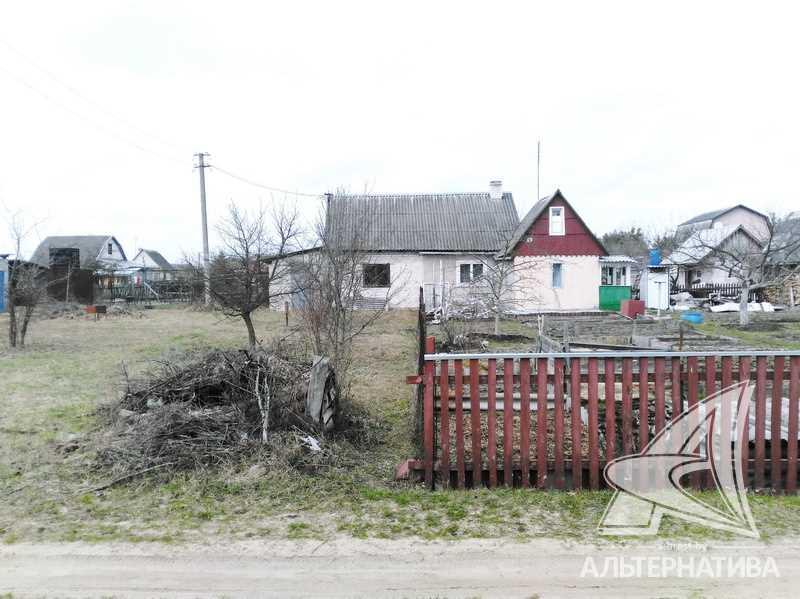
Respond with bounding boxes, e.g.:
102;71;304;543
363;263;390;287
458;263;484;284
107;242;113;256
602;265;629;286
549;206;565;236
552;263;563;288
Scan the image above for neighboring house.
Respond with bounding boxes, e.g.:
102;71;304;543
31;235;128;301
320;184;610;312
675;205;770;242
667;203;770;290
665;225;764;287
129;249;176;282
31;235;128;270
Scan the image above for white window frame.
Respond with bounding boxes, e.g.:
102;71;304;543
457;261;484;284
549;206;565;236
552;262;563;288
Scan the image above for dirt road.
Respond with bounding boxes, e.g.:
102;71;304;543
1;537;797;598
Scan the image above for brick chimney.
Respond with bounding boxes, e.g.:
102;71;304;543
489;180;503;200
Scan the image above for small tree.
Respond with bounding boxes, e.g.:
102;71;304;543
292;200;397;396
6;215;48;348
458;237;540;335
199;202;301;348
602;227;649;259
678;215;800;325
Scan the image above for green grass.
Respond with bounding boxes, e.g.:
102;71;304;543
1;306;799;544
697;313;800;350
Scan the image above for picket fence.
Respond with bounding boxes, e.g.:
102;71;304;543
409;338;800;492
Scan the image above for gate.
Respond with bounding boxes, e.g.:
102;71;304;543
410;339;800;492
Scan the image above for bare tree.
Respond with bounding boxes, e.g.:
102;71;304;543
6;215;48;348
453;237;540;335
675;215;800;325
291;200;397;396
195;201;302;348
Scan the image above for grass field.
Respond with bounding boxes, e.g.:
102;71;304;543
1;305;799;545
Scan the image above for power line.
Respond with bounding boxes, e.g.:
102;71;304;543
0;64;185;166
0;37;187;156
211;165;323;198
0;38;323;197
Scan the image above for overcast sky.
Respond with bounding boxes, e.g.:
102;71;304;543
1;1;798;261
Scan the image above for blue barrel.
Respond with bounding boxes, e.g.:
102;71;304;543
649;248;662;266
680;311;704;325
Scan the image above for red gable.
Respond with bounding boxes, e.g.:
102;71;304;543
512;191;606;257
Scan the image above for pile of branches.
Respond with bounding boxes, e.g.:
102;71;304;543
97;347;314;475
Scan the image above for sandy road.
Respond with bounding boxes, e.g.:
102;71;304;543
0;537;797;598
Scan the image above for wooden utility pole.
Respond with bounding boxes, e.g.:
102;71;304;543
194;152;211;303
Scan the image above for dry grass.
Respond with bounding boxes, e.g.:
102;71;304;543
1;306;799;544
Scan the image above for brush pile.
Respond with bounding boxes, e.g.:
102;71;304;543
97;346;320;475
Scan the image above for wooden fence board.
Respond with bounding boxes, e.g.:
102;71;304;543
621;358;633;456
571;357;582;490
772;357;785;491
469;358;481;488
537;358;548;488
423;337;435;489
439;359;450;489
605;358;616;463
755;357;767;490
520;358;531;488
739;357;751;485
487;358;497;488
503;358;514;487
788;357;800;493
554;359;565;489
654;357;666;435
687;356;700;489
454;360;465;489
704;356;716;489
588;358;600;490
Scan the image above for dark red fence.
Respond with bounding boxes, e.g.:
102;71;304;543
413;338;800;492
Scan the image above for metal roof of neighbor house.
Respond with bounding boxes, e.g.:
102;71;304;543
678;204;768;227
600;255;638;263
31;235;126;268
137;249;172;269
665;225;763;265
327;192;520;252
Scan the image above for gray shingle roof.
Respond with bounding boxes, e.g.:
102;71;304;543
678;204;768;227
139;249;172;269
327;192;520;252
31;235;125;268
501;192;556;256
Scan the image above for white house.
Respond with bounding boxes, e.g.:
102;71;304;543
675;205;770;242
319;184;612;312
